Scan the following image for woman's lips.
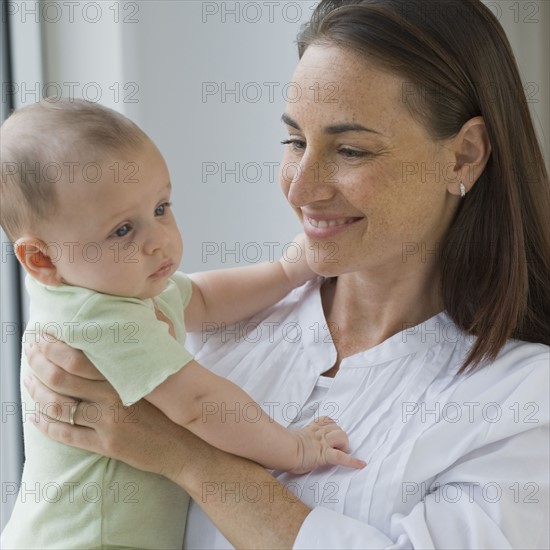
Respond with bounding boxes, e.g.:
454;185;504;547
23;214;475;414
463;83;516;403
304;215;362;238
150;260;173;279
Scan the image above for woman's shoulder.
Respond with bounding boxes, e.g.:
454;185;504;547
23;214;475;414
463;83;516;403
444;338;549;428
476;338;549;381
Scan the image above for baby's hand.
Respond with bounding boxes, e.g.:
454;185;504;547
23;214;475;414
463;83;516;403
290;417;367;474
279;233;317;288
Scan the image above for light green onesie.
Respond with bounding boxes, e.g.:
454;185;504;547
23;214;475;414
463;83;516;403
2;273;193;549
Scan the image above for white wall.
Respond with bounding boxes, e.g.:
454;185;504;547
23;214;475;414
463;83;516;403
483;0;549;168
42;0;318;273
1;0;44;531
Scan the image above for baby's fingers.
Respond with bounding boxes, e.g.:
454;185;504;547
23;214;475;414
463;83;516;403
315;415;337;427
321;421;367;469
325;448;367;470
324;425;350;452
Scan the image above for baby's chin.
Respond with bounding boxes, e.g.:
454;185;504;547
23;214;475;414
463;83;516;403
131;287;168;301
72;282;168;301
137;279;172;301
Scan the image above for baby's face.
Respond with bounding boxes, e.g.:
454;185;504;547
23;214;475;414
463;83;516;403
40;139;183;300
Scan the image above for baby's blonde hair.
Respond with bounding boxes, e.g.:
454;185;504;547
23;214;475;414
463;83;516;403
0;98;147;241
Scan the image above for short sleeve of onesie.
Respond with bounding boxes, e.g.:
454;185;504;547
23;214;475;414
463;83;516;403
27;274;195;406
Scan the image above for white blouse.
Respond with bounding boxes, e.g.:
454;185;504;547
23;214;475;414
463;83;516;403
184;278;549;549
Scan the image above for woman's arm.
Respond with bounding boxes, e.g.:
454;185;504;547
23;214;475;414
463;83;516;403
24;339;311;549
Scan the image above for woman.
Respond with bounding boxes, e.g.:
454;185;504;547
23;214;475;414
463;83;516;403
23;0;550;548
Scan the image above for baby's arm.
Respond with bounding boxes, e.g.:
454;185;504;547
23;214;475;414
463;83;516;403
184;234;314;331
145;359;366;472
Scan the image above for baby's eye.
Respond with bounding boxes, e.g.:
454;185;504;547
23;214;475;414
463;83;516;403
155;202;171;216
113;224;131;238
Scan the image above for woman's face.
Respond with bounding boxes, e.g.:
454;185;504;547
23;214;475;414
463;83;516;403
280;45;461;277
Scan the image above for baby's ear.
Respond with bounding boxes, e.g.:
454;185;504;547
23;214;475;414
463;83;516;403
14;237;63;286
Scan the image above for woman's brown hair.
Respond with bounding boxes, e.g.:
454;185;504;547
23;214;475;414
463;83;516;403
298;0;550;372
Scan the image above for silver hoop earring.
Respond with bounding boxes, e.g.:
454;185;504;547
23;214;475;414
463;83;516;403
460;183;466;197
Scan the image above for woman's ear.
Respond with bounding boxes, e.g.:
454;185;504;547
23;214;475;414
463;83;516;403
14;237;63;286
447;116;492;196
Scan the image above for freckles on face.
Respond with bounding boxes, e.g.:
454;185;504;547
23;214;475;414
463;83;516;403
279;45;456;274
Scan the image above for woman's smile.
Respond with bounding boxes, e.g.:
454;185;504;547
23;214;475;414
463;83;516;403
303;213;363;238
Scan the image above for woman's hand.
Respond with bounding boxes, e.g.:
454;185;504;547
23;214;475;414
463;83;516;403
25;338;310;549
24;338;189;480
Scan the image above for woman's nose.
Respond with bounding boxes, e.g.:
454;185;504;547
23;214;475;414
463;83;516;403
284;155;337;208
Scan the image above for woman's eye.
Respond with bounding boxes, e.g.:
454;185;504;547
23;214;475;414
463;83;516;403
281;138;306;152
155;202;171;216
339;147;371;159
113;224;131;237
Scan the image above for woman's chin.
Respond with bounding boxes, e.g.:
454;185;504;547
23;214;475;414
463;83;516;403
307;259;346;279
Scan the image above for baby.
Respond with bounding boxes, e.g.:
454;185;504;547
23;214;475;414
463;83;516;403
0;98;365;549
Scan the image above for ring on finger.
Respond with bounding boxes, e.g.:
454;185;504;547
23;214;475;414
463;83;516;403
69;400;81;426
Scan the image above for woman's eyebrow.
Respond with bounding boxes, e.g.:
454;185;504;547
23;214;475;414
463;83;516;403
281;113;300;129
325;122;383;135
281;113;383;135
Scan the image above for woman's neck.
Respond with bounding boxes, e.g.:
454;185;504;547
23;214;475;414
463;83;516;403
320;261;442;376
